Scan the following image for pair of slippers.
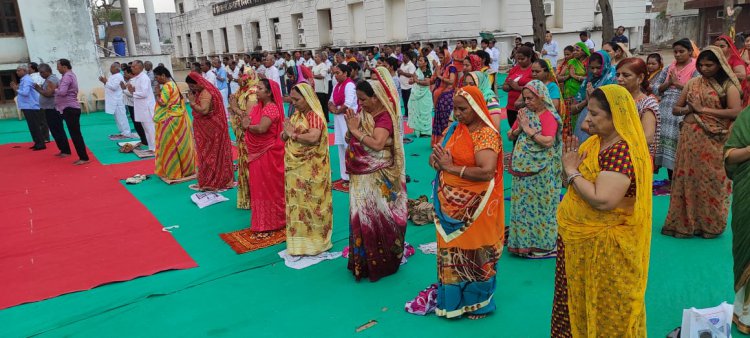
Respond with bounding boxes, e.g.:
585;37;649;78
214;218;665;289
125;174;149;184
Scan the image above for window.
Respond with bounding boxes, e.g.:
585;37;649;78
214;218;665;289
0;71;17;104
178;3;184;14
0;0;22;36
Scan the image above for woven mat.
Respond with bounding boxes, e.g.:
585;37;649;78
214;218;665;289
219;229;286;254
133;149;155;158
159;174;196;185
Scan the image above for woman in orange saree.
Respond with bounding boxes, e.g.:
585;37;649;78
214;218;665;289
430;86;504;319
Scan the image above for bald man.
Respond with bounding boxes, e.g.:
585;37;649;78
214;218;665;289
99;62;133;140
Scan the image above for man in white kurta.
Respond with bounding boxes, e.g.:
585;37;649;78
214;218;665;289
328;71;357;183
128;60;156;152
99;62;133;139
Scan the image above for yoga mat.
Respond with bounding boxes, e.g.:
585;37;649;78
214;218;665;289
0;143;196;310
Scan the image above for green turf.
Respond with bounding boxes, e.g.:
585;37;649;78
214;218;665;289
0;108;742;337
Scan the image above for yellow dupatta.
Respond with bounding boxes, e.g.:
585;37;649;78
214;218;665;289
285;83;329;170
154;81;186;123
557;84;653;335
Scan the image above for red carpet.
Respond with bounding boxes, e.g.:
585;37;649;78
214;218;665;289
0;144;196;310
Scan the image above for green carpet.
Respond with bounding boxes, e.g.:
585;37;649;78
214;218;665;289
0;110;741;337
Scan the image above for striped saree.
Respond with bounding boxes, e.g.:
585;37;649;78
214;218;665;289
153;81;196;180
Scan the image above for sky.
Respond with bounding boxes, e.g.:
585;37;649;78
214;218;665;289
127;0;176;13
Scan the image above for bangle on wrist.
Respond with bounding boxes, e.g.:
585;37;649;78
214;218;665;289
566;172;583;186
459;166;467;178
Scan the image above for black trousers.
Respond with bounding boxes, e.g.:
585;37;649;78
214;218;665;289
44;108;70;154
401;89;411;117
61;107;89;161
316;92;330;123
126;105;148;145
22;109;46;148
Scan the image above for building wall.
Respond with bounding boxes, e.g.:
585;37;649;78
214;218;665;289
16;0;102;101
170;0;647;57
0;37;29;66
137;13;174;43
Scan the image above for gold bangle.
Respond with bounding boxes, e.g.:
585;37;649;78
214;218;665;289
459;166;467;178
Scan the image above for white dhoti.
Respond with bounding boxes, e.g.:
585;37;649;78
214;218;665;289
333;113;349;181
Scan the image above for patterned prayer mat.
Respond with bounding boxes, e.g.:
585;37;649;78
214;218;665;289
219;229;286;254
160;174;196;185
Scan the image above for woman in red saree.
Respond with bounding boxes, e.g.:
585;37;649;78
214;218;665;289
242;78;286;235
185;72;234;191
715;35;750;105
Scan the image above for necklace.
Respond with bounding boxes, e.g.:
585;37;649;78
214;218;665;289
598;134;622;152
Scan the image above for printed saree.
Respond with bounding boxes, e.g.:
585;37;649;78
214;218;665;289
663;46;740;238
553;84;652;336
434;86;504;318
407;68;434;137
154;81;196;180
284;83;333;255
346;67;408;282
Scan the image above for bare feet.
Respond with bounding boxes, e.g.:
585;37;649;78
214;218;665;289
73;160;90;165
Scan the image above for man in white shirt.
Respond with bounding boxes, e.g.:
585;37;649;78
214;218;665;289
260;54;279;84
328;64;357;185
312;54;330;123
99;62;133;139
426;43;440;73
294;51;305;66
200;61;217;87
580;31;595;52
228;60;240;94
126;60;156;152
397;52;416;118
303;51;316;68
488;40;500;72
542;31;559;66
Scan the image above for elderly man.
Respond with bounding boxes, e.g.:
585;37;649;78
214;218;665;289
54;59;90;164
34;63;70;156
201;60;217;87
127;60;156;153
99;62;133;140
260;54;279;83
212;57;229;116
12;65;45;150
144;61;158;91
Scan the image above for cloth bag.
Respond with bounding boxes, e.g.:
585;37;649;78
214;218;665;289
680;302;734;338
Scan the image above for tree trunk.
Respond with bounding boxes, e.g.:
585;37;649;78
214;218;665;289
530;0;547;53
599;0;614;43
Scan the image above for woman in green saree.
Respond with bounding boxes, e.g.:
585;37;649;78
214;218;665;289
725;107;750;334
557;42;590;136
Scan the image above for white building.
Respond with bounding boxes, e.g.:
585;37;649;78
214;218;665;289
0;0;173;118
171;0;647;66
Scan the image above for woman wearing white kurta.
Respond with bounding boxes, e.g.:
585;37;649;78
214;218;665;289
327;63;358;189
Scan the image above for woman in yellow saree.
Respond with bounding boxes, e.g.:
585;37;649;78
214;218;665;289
228;67;258;209
153;66;196;182
430;85;504;319
551;84;652;336
282;83;333;256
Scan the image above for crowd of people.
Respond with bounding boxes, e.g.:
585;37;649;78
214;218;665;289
11;28;750;334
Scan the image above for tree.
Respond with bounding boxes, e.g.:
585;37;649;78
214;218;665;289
599;0;614;43
90;0;123;56
529;0;547;53
724;0;743;39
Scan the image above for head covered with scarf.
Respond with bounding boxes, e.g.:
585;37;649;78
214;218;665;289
576;51;617;102
467;54;483;72
524;79;557;114
187;71;226;117
237;67;259;111
467;71;497;102
698;45;742;99
291;82;326;124
454;86;499;134
366;66;407;177
245;78;284;160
